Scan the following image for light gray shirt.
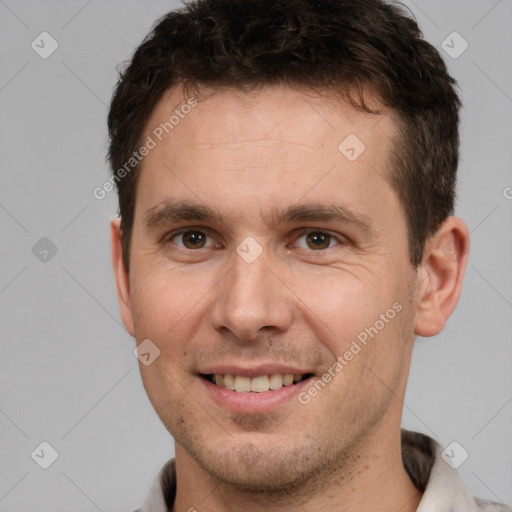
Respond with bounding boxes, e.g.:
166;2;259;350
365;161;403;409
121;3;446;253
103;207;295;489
137;430;511;512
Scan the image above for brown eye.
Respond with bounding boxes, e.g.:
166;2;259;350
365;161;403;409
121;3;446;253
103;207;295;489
305;231;332;250
174;230;209;249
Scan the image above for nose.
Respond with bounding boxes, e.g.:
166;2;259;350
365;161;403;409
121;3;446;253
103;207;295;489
210;246;294;343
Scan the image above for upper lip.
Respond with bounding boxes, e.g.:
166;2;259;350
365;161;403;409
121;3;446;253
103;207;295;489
198;364;312;378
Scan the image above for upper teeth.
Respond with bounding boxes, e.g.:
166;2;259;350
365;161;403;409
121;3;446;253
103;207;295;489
213;373;304;393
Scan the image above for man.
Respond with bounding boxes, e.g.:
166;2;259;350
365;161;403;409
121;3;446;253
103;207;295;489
107;0;510;510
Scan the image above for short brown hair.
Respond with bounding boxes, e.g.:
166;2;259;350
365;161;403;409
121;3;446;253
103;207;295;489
108;0;461;271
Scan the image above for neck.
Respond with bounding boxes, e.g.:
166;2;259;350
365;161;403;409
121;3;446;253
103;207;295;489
172;423;422;512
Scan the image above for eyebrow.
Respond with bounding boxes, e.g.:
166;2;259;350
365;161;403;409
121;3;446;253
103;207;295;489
145;199;375;234
266;203;374;234
145;200;223;228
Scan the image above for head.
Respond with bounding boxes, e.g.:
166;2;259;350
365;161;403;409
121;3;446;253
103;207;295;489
109;0;462;272
109;0;469;492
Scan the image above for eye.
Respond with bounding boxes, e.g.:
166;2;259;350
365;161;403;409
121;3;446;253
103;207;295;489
169;229;216;249
294;230;343;251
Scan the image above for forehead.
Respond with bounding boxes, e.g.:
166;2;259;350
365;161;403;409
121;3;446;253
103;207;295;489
135;83;403;232
144;83;395;156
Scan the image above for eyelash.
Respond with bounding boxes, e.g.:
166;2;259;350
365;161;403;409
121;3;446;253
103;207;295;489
164;227;347;251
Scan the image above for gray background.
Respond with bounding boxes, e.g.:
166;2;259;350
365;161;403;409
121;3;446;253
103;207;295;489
1;1;511;510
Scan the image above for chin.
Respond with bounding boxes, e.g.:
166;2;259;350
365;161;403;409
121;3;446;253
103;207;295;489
189;436;324;491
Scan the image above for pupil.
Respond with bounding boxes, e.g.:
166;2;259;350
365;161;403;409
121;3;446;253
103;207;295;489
307;232;330;250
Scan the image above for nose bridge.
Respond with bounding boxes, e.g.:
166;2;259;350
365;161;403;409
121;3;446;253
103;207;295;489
211;245;292;340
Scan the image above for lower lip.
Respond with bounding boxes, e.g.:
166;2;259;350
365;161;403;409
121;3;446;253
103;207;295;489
200;377;313;414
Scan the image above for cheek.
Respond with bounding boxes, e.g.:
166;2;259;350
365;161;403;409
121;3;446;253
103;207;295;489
293;266;412;382
140;365;197;439
129;263;209;343
293;271;388;344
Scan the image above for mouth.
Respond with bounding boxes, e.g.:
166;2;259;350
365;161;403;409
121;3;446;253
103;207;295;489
200;372;315;393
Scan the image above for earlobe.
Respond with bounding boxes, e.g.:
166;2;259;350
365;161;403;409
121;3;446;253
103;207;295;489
110;218;135;337
413;217;470;337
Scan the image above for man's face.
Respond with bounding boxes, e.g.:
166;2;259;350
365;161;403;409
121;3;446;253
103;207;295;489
117;85;421;489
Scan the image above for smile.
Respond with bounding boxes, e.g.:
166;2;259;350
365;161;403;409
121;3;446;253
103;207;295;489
201;373;314;393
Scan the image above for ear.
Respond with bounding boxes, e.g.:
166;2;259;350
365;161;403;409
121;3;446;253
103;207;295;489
414;216;470;337
111;218;135;337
